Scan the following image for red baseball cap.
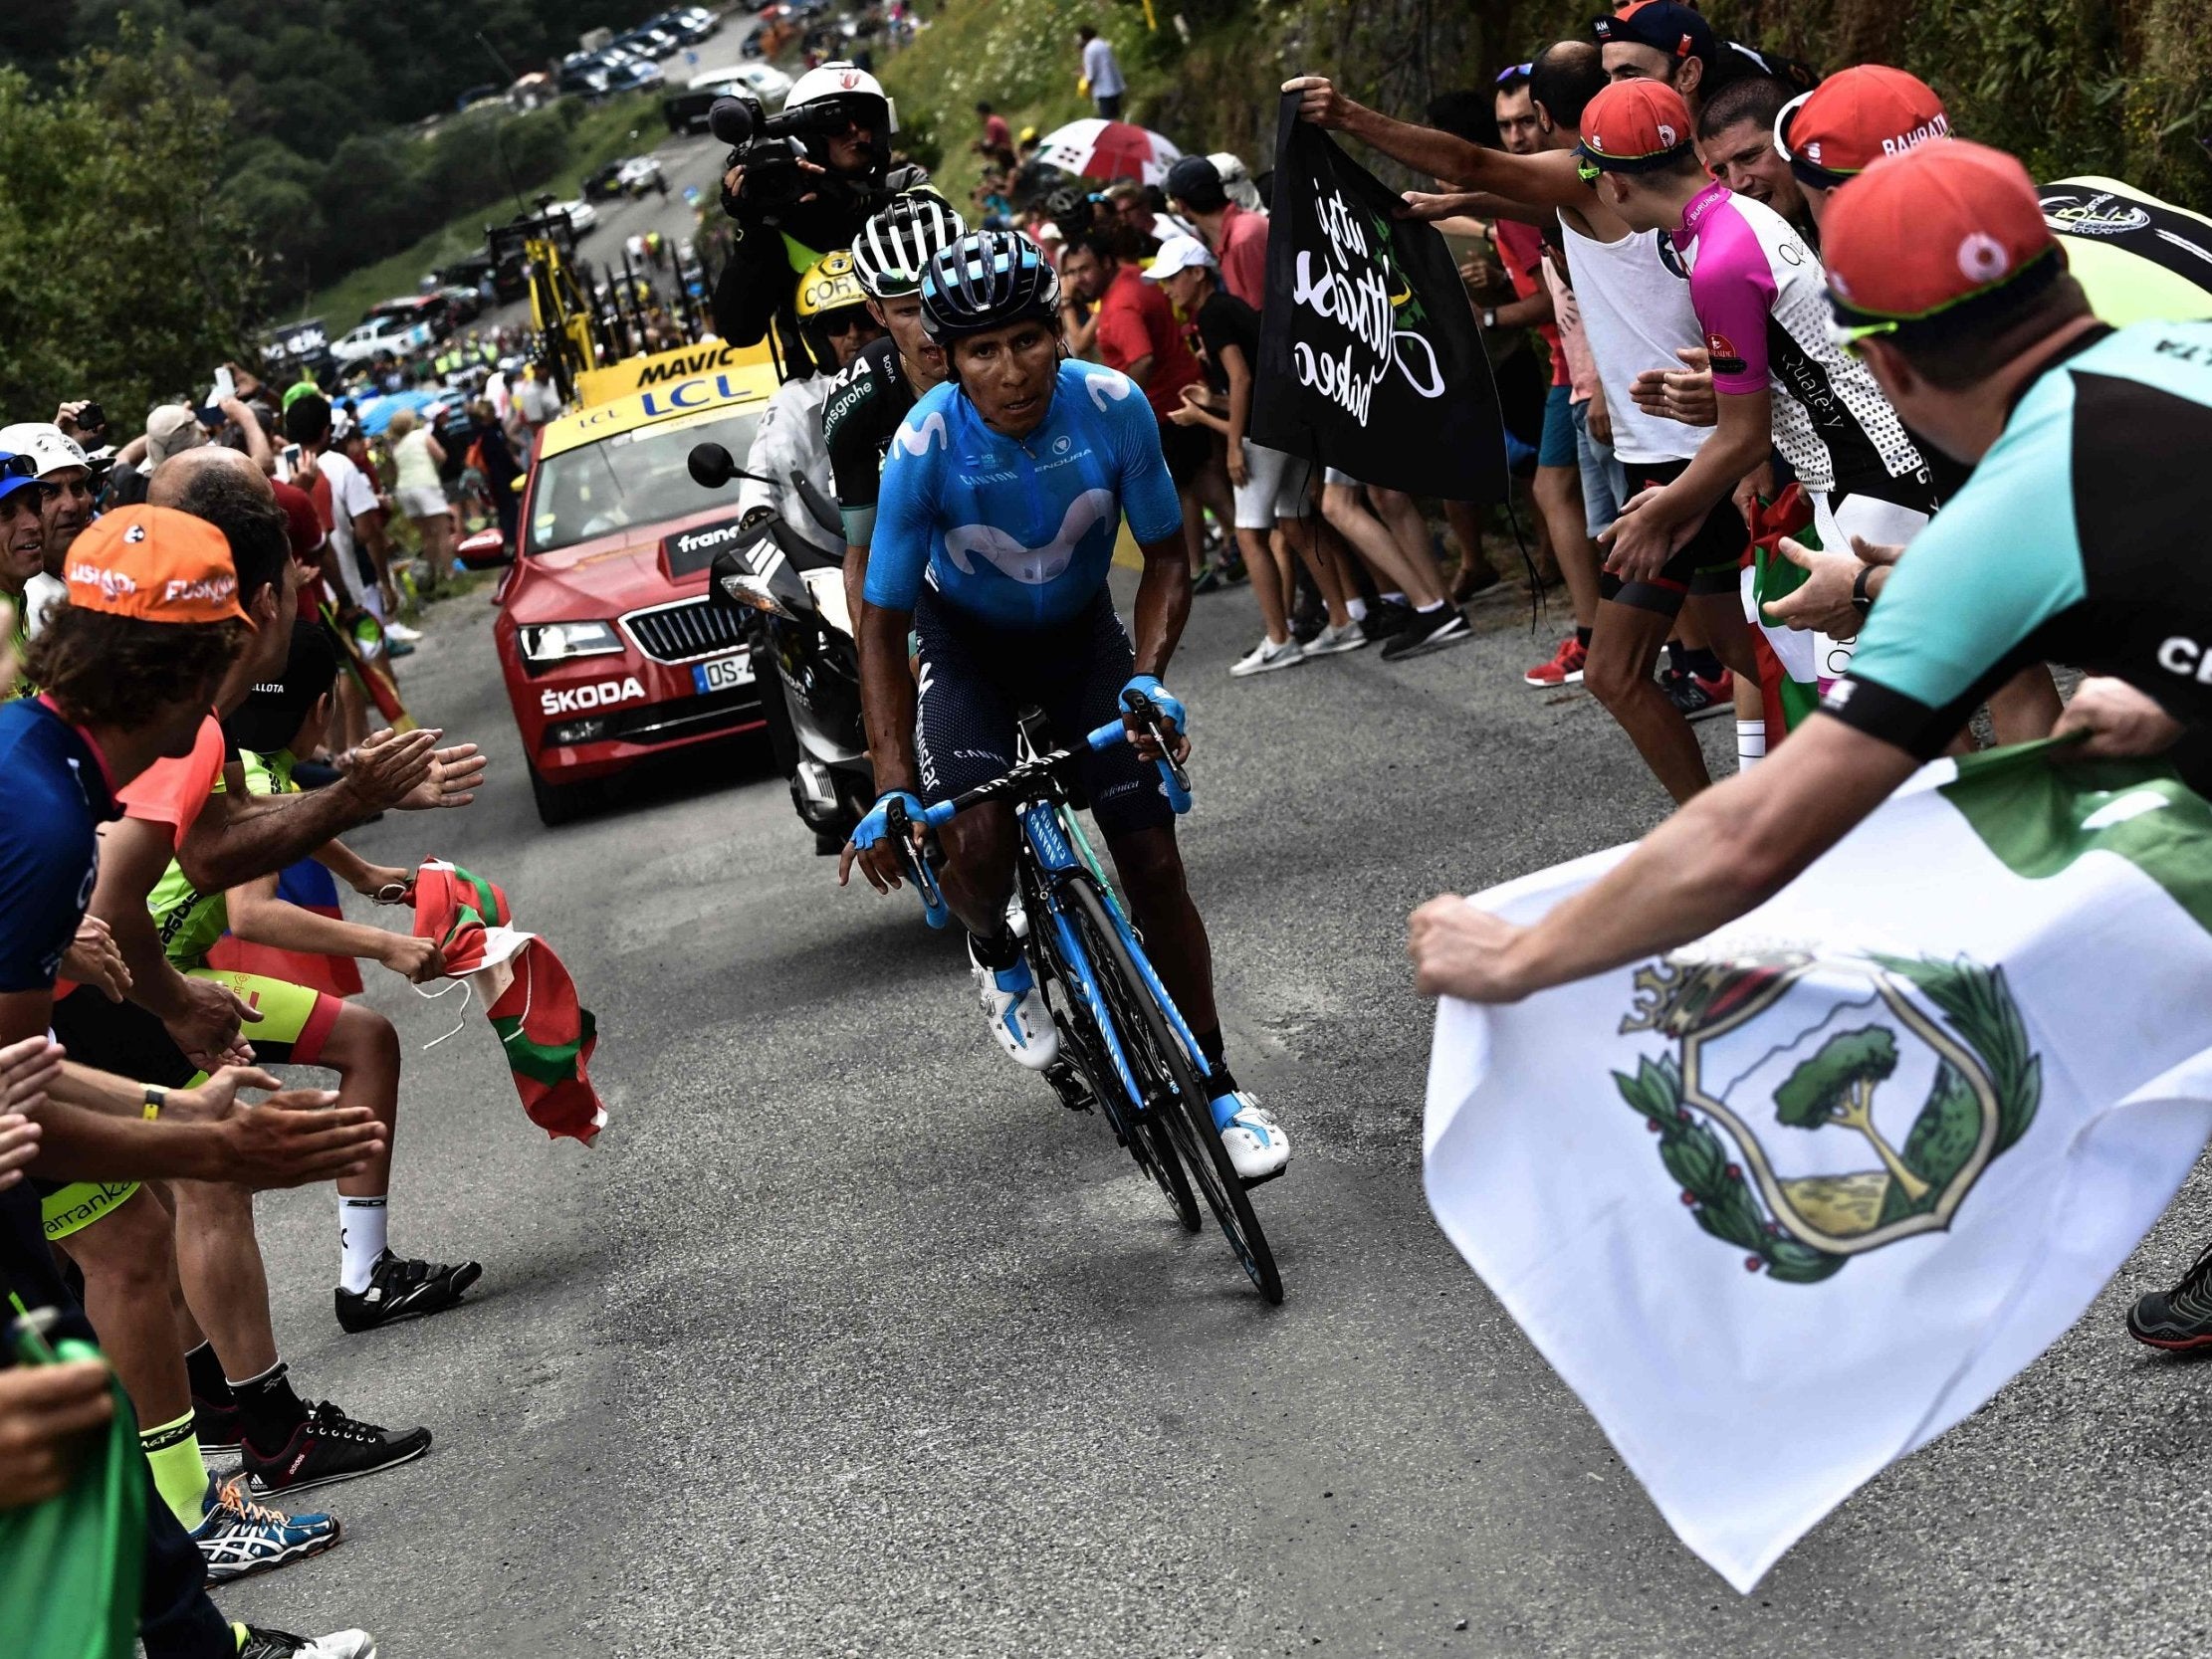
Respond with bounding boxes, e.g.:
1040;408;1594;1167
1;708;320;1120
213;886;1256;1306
1576;79;1696;174
1775;66;1949;186
1824;140;2060;325
63;505;248;625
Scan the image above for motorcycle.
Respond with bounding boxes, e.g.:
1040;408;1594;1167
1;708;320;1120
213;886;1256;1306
688;441;874;852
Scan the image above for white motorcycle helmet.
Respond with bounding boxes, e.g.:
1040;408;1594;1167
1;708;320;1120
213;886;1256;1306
780;62;897;171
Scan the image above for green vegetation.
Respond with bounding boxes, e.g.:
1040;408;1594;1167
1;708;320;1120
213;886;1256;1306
879;0;2209;212
295;92;666;332
0;28;259;423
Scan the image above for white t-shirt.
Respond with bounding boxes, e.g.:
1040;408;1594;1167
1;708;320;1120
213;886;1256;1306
317;449;385;618
20;571;65;639
1082;37;1124;98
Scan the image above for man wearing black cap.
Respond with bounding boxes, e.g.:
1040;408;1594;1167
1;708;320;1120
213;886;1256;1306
1165;155;1269;311
1592;0;1817;117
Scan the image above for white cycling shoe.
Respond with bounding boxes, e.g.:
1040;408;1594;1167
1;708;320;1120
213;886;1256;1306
970;936;1059;1071
1214;1090;1290;1184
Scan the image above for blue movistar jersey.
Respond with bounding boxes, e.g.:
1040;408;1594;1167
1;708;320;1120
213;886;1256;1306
863;359;1184;629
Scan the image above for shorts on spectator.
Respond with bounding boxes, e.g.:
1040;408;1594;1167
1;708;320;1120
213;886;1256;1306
1158;417;1212;490
1232;442;1314;528
1539;383;1578;470
1598;455;1748;616
1572;400;1628;540
396;484;448;518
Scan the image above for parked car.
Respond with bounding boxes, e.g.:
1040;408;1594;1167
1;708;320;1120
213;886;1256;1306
437;285;486;324
653;7;720;45
617;156;667;195
617;26;681;59
664;62;792;132
366;293;454;343
550;197;598;235
331;312;425;365
581;160;630;202
558;66;612;99
601;55;665;93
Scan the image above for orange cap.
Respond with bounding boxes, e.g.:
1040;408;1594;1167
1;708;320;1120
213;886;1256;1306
1825;140;2057;324
64;505;248;625
1577;79;1696;171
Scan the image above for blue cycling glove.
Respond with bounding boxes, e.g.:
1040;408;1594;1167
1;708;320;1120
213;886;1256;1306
1121;674;1186;735
852;790;925;851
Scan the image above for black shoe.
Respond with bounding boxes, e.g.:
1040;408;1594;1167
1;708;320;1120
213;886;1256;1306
1662;665;1733;721
243;1400;433;1497
1288;596;1326;645
1362;597;1414;639
2127;1244;2212;1350
1192;563;1223;595
238;1626;378;1659
194;1395;246;1455
1378;603;1471;661
334;1249;482;1334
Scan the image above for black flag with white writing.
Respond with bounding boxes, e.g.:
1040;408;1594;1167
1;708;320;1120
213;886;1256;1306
1249;92;1506;502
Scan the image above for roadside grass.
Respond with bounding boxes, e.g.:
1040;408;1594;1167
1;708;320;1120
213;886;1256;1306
302;93;669;333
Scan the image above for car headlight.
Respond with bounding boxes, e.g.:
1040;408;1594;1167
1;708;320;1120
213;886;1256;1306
520;620;625;664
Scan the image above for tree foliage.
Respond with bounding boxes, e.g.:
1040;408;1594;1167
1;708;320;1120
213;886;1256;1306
1774;1026;1898;1130
0;26;261;426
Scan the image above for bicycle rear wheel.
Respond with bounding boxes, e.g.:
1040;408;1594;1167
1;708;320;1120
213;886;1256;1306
1030;872;1199;1233
1062;879;1281;1302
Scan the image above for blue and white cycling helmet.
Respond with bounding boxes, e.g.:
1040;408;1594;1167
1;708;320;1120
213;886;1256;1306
917;229;1060;343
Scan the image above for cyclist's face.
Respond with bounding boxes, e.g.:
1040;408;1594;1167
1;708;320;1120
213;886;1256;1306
871;295;946;380
954;320;1061;435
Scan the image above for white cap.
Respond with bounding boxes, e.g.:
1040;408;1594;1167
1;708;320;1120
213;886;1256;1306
0;422;91;478
1142;233;1217;282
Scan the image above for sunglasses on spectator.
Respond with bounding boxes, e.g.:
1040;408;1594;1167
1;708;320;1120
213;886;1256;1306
1825;313;1898;360
820;314;875;337
0;455;38;485
1496;63;1533;81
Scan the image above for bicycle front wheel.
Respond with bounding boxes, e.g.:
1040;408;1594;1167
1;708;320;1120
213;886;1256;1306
1061;879;1282;1302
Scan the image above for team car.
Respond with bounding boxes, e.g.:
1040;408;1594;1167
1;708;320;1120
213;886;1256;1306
494;346;782;823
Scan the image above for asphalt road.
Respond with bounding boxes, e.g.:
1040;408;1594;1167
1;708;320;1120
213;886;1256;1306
204;564;2212;1657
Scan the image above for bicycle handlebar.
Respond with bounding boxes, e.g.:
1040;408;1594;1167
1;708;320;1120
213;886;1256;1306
888;694;1193;929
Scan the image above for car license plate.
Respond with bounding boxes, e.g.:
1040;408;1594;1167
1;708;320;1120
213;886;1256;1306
691;651;753;694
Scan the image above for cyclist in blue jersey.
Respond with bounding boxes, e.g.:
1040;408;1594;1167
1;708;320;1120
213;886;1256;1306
838;229;1288;1183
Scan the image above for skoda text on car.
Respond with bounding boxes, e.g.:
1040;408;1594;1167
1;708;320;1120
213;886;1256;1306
494;345;782;824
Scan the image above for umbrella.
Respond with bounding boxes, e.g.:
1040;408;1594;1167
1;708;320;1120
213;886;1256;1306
1032;118;1182;186
351;389;450;436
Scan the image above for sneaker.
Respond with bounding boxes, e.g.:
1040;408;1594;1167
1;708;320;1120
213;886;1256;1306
195;1394;246;1456
1360;597;1414;639
1302;620;1369;657
334;1250;483;1334
1004;891;1029;941
1212;1089;1290;1185
239;1628;379;1659
384;639;415;659
1288;595;1327;645
1229;635;1304;677
1662;665;1733;721
192;1473;340;1583
381;620;424;643
969;936;1059;1071
1524;634;1588;688
243;1401;433;1497
1191;563;1223;596
2126;1244;2212;1350
1378;603;1471;661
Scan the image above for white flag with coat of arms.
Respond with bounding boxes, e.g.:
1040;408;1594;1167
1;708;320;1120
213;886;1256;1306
1424;741;2212;1591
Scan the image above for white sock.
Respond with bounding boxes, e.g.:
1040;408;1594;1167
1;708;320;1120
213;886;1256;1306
1736;718;1767;770
338;1195;388;1292
1415;599;1445;614
1345;596;1368;622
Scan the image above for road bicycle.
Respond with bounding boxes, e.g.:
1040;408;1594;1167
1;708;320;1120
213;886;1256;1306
888;691;1283;1303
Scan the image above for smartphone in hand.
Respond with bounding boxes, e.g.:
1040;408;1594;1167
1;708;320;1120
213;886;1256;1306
211;365;236;403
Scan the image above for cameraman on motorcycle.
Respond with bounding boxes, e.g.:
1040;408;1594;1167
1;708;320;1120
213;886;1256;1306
710;63;928;358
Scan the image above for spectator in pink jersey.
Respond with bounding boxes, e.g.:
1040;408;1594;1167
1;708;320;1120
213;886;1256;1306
1165;156;1269;311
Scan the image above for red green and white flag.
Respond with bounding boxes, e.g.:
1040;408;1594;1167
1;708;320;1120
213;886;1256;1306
412;859;605;1144
1741;484;1836;738
1426;743;2212;1590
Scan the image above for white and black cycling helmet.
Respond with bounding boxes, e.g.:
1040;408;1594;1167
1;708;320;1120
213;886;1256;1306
918;229;1060;343
853;191;968;301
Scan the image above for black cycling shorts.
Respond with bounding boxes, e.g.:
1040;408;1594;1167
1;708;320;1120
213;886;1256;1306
1599;456;1749;616
912;585;1174;840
